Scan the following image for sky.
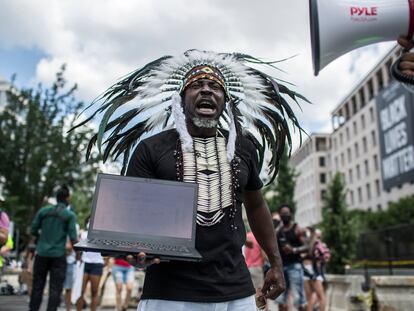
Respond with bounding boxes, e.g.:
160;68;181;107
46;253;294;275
0;0;396;151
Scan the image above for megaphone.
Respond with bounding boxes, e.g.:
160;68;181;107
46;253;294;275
310;0;413;76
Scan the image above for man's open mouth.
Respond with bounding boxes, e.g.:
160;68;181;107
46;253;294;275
195;100;217;116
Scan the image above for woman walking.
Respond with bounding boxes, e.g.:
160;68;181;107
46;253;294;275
76;219;105;311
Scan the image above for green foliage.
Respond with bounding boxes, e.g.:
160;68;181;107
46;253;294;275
320;172;355;274
263;148;297;214
349;196;414;232
0;66;99;247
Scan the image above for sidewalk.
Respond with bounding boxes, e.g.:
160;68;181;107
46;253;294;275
0;294;136;311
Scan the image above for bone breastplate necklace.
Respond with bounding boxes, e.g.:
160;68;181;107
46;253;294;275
182;133;232;226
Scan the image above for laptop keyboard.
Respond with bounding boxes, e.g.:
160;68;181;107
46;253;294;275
89;239;190;253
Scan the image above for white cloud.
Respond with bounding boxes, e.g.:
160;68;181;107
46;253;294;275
0;0;397;148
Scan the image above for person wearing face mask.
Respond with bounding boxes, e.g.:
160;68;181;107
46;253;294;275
275;204;308;311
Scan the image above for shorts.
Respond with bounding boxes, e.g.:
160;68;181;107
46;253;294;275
84;262;104;276
303;263;324;282
63;262;75;289
275;262;306;307
137;295;256;311
112;264;134;284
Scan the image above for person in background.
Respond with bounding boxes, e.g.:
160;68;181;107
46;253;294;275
245;230;265;290
303;227;317;311
0;234;13;274
0;195;10;246
76;217;105;311
305;229;330;311
63;205;79;311
276;204;308;311
29;185;78;311
112;257;135;311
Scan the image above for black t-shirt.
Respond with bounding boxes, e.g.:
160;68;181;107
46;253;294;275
126;129;263;302
277;224;303;265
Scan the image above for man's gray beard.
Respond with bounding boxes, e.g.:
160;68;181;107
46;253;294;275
192;117;218;129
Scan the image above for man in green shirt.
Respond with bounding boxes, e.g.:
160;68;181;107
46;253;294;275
29;186;78;311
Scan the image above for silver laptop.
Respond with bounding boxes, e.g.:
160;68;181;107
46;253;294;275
74;173;202;262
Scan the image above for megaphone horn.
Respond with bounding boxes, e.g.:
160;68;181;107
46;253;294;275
310;0;414;76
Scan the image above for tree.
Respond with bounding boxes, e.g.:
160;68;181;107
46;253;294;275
320;172;355;274
0;66;99;247
263;148;297;214
348;196;414;233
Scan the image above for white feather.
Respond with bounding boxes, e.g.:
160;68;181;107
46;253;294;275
171;92;193;152
226;102;236;161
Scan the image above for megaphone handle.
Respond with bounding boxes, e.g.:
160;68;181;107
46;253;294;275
390;48;414;87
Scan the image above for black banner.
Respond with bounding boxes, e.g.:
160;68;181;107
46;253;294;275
377;82;414;190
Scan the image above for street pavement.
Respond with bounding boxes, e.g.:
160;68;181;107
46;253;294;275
0;294;136;311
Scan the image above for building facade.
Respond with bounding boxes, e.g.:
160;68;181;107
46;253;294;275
0;75;8;111
290;46;414;226
290;134;330;227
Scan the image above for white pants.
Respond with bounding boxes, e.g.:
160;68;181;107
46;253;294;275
137;295;257;311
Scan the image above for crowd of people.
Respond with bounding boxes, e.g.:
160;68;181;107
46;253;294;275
244;204;331;311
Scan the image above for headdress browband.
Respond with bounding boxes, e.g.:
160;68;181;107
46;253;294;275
182;65;227;96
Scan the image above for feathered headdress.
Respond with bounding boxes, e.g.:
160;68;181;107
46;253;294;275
71;49;308;183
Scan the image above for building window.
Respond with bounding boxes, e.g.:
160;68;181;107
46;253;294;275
377;204;382;211
365;159;370;175
371;130;376;147
321;190;326;200
366;183;371;200
334;138;337;150
347;148;352;162
350;190;354;205
360;89;366;107
375;179;381;196
361;114;366;129
373;155;379;171
339;133;343;145
346;127;350;140
376;69;384;90
355;142;359;158
341;153;345;166
353;121;357;135
356;164;361;180
335;157;338;171
319;156;325;167
320;173;326;184
352;96;357;115
369;107;375;122
362;137;368;153
368;79;374;101
345;103;350;120
349;168;353;183
358;187;363;202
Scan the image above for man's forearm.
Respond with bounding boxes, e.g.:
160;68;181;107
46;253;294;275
293;244;309;254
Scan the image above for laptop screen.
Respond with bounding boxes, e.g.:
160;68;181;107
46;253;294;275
91;175;197;240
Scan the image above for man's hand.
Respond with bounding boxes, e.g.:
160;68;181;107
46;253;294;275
282;244;294;254
397;36;414;76
261;265;286;300
126;252;161;268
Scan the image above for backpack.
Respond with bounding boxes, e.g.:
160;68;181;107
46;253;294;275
313;241;331;263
